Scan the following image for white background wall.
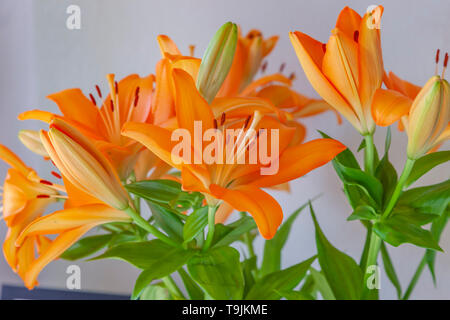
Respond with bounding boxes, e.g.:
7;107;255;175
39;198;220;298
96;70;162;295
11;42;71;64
0;0;449;299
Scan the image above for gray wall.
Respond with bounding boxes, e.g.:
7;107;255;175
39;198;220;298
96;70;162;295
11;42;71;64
0;0;449;299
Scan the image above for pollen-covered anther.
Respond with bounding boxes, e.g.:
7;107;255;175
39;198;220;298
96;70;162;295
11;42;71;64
289;72;296;81
51;171;62;179
279;63;286;73
89;93;97;106
443;52;448;78
39;179;53;186
353;30;359;43
95;84;102;98
133;86;140;107
261;61;268;73
220;112;226;125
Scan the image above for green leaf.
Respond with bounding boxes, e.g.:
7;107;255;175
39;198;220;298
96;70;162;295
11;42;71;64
245;256;316;300
426;211;449;283
260;202;308;277
373;217;442;251
126;179;182;204
310;203;363;300
318;131;360;169
309;268;335;300
178;268;205;300
183;206;208;244
61;234;113;260
212;216;257;247
242;256;257;297
132;246;195;299
348;205;378;221
334;159;384;207
187;246;244;300
375;155;398;207
147;203;184;242
405;151;450;187
380;242;402;299
397;179;450;216
140;283;171;300
275;290;314;300
92;239;192;269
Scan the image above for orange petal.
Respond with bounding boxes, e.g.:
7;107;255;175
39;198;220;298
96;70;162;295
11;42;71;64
0;144;32;175
209;184;282;239
152;59;176;125
358;6;384;120
240;73;291;97
16;204;130;246
245;138;346;188
371;89;412;126
335;6;362;39
18;110;56;123
215;201;235;224
289;31;360;130
172;68;215;135
262;36;279;57
386;71;421;100
211;97;284;121
217;40;246;97
122;122;181;169
23;224;92;289
157;35;182;57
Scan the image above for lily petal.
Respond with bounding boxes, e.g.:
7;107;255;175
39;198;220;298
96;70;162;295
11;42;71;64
372;88;412;126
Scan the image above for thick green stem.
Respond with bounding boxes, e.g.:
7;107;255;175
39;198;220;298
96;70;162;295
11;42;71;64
402;255;427;300
382;158;415;219
202;205;217;252
124;207;181;248
362;232;382;299
244;232;255;258
364;134;375;176
162;275;186;300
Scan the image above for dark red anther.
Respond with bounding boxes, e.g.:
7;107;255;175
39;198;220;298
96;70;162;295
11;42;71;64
213;119;218;129
289;72;296;81
353;30;359;43
134;86;140;107
95;84;102;98
51;171;62;179
114;81;119;94
37;194;50;199
261;61;268;73
220;112;226;125
444;52;449;68
436;49;441;64
110;100;114;112
322;43;327;53
279;63;286;73
40;179;53;186
244;115;251;129
89;93;97;106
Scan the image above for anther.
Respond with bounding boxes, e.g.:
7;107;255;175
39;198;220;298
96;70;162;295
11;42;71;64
220;112;226;125
279;63;286;73
37;194;50;199
110;100;114;112
322;43;327;53
89;93;97;106
40;180;53;186
51;171;62;179
353;30;359;43
95;85;102;98
189;45;195;56
435;49;441;75
114;81;119;94
261;61;268;73
213;119;218;129
244;115;251;129
134;86;140;107
443;52;448;78
289;72;296;81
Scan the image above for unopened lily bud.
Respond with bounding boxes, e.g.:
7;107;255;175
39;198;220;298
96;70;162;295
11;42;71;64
18;130;49;158
407;76;450;159
196;22;238;103
40;119;130;210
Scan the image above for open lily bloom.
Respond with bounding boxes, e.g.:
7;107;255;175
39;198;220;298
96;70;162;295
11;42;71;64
290;6;384;135
9;119;134;289
18;72;156;180
122;68;346;239
0;145;62;281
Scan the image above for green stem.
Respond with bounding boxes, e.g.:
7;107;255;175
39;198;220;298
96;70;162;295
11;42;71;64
382;158;415;219
362;232;382;299
402;255;427;300
244;232;255;258
162;275;186;300
202;205;217;252
364;134;375;176
124;206;181;248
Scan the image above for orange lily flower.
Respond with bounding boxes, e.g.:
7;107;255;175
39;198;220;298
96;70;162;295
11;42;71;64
0;145;68;285
19;72;155;180
290;6;384;134
122;68;346;239
8;119;133;289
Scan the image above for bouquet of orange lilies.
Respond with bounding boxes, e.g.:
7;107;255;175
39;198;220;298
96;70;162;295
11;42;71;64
1;5;448;300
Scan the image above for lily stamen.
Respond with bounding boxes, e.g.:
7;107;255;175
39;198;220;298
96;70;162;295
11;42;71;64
442;52;448;78
435;49;440;76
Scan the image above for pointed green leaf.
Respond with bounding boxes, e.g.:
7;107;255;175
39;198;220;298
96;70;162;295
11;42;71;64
405;151;450;187
183;206;208;244
178;268;205;300
348;205;378;221
61;234;113;261
380;242;402;299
